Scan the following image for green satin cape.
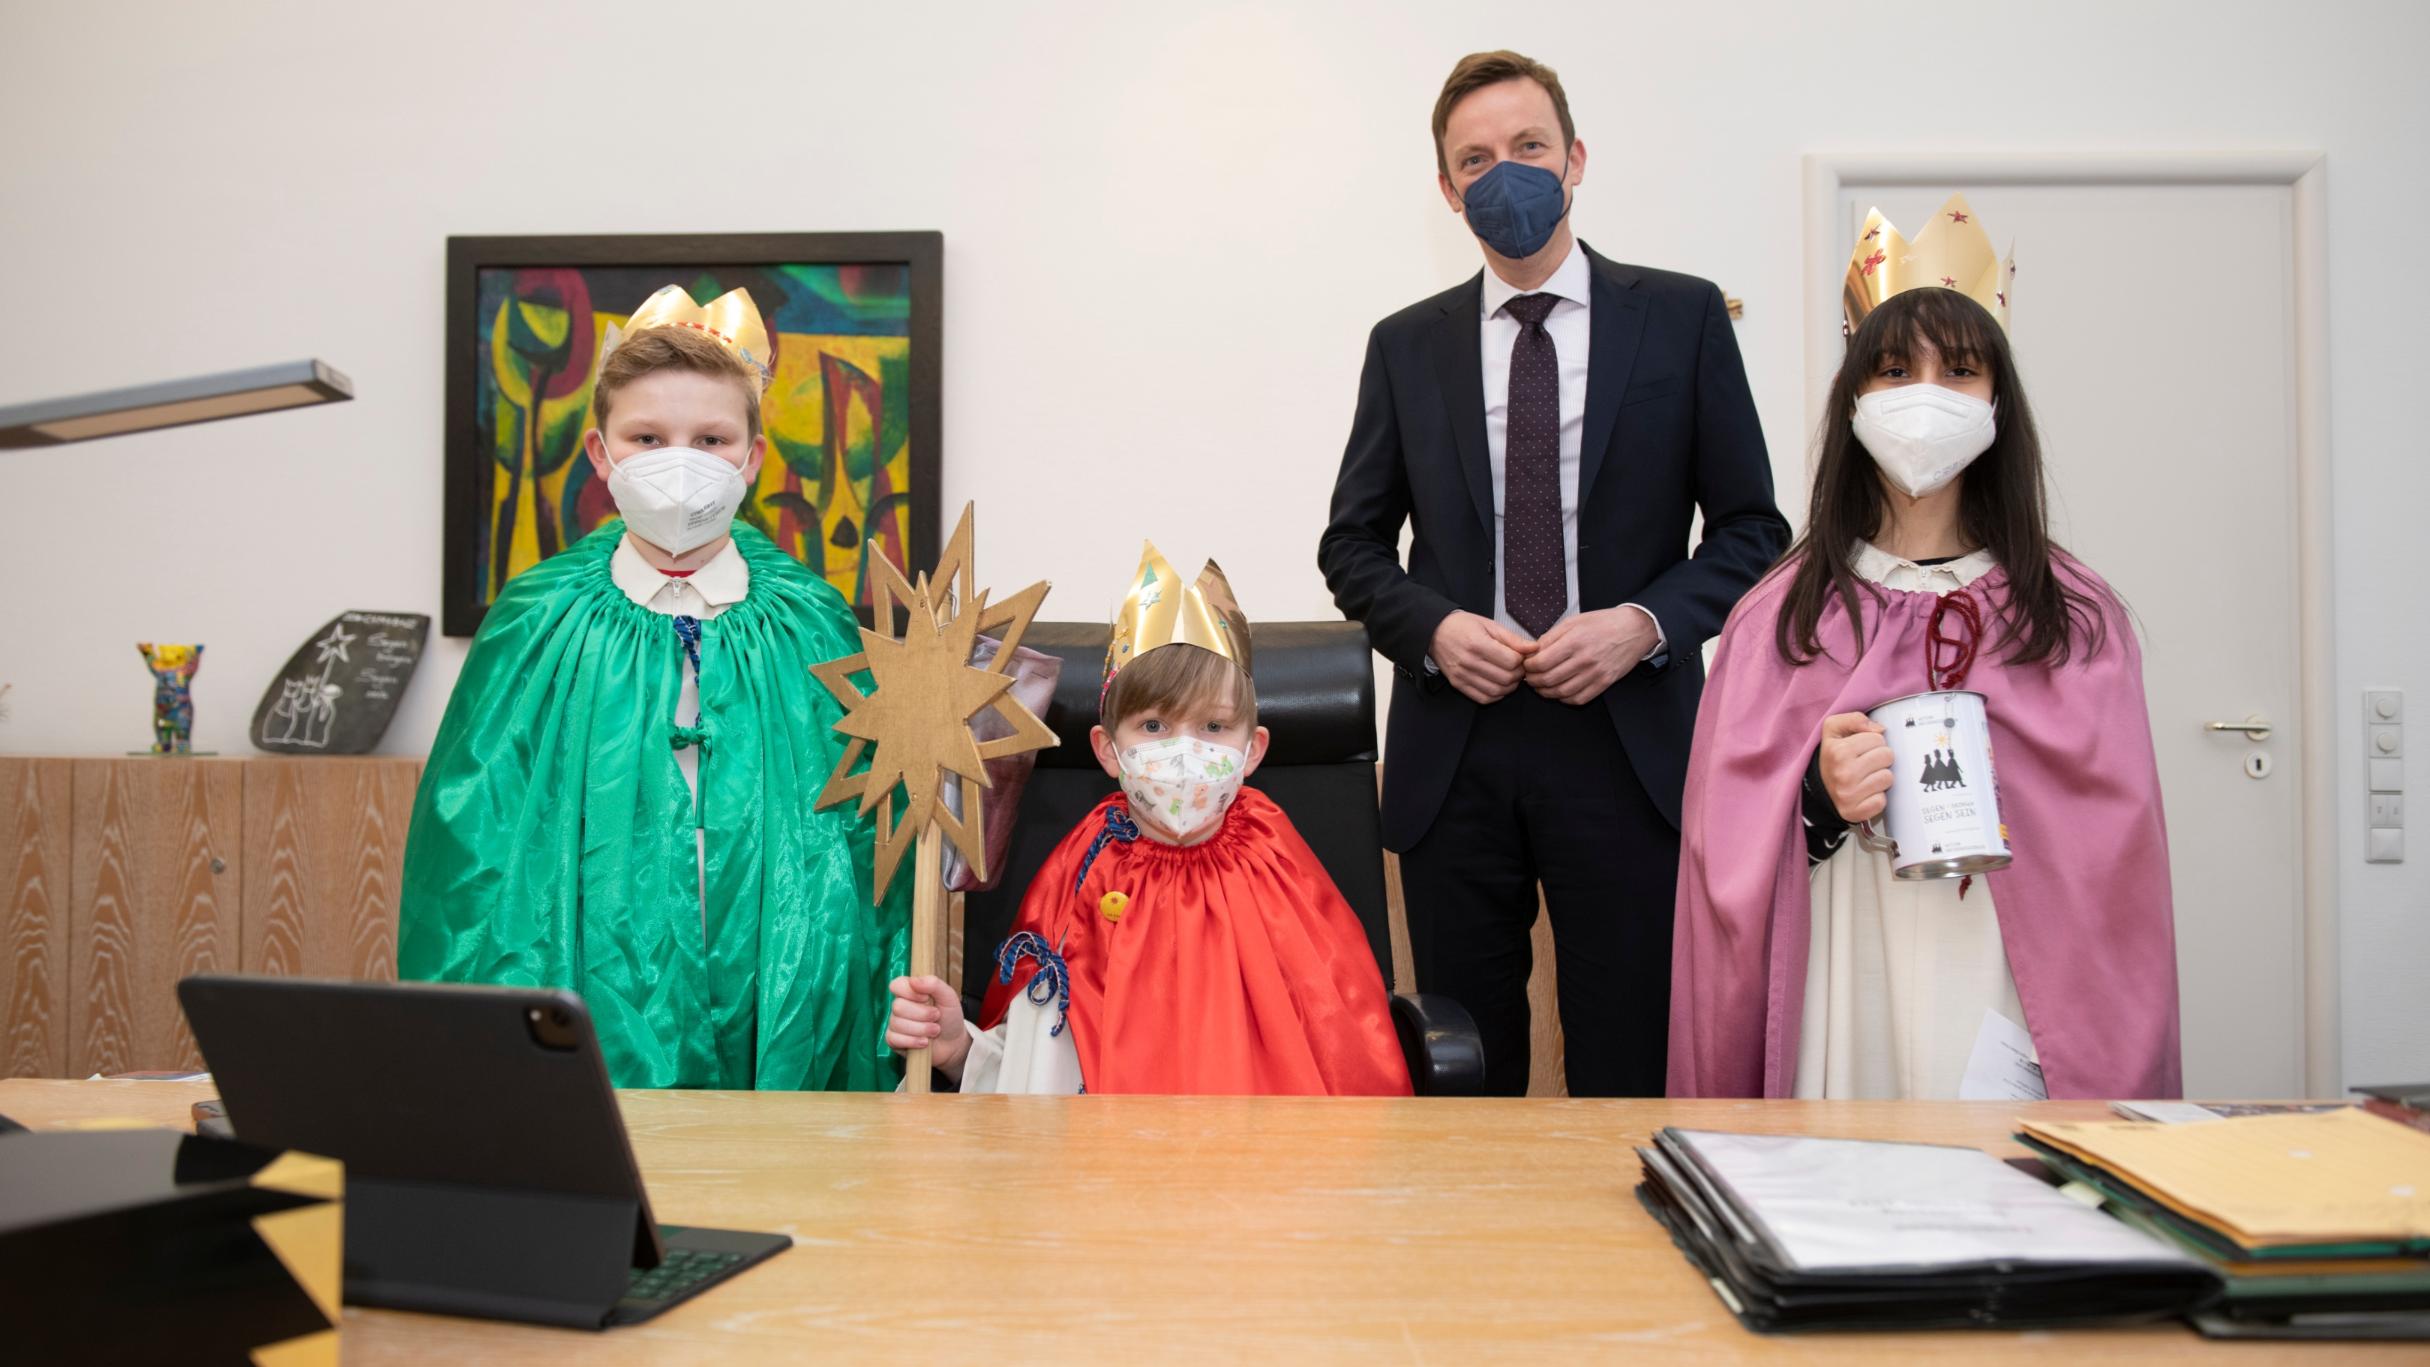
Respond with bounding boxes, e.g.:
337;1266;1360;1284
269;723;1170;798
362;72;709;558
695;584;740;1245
400;524;906;1090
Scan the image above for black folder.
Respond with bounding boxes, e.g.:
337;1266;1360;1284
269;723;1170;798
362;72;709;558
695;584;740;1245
1635;1127;2221;1333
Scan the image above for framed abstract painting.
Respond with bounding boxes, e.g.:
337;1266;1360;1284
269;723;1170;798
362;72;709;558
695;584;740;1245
442;232;941;636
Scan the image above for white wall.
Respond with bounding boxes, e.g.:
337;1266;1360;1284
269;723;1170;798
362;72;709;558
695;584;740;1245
2;0;2422;1087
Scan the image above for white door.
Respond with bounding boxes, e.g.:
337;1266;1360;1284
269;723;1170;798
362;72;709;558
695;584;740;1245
1836;182;2303;1098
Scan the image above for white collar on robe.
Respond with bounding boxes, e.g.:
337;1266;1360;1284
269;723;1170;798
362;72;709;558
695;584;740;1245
609;534;751;615
1852;540;1996;595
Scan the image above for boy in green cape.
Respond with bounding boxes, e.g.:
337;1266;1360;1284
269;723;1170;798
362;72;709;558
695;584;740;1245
401;284;906;1089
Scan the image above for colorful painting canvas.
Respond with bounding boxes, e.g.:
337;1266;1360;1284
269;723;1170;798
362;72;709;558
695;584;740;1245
443;234;941;636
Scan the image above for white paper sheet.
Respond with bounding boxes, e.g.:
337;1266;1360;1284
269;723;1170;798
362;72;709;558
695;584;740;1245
1959;1007;2048;1102
2112;1100;2353;1123
1669;1129;2195;1272
2113;1100;2229;1124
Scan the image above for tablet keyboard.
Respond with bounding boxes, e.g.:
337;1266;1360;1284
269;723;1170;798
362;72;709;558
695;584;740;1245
622;1247;745;1310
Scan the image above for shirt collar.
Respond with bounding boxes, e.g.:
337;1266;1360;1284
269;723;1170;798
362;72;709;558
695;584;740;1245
1852;540;1997;593
609;534;752;609
1480;236;1590;320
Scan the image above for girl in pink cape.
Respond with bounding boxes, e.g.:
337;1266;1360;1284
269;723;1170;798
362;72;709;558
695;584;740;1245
1667;285;2181;1100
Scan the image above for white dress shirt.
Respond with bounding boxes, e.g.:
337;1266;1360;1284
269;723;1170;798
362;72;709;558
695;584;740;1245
1477;239;1664;658
608;531;751;619
609;535;751;798
610;534;750;929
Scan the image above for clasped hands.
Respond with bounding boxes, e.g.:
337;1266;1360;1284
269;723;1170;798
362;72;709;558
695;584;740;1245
1429;607;1659;707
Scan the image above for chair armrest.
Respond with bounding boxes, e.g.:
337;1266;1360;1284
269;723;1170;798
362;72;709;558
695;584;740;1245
1390;992;1487;1097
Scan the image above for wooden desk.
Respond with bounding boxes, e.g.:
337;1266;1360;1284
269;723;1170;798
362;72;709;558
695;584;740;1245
0;1081;2412;1363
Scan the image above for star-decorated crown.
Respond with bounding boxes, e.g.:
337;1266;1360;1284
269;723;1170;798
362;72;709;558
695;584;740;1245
1102;542;1251;704
614;283;775;389
1843;193;2014;334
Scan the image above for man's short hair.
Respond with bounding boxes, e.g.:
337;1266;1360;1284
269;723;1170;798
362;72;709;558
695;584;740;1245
1431;50;1575;179
592;325;763;441
1104;643;1259;735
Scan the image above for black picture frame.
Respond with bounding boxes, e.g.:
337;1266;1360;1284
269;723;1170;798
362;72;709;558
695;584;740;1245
442;231;943;637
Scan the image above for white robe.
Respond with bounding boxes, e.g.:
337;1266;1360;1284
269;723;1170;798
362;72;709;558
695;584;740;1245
951;990;1085;1094
1793;543;2035;1101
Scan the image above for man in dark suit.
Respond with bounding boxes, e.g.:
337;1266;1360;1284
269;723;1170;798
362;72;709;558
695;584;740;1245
1320;50;1787;1096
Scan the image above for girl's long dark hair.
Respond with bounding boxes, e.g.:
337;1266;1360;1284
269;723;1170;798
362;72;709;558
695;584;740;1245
1775;287;2108;668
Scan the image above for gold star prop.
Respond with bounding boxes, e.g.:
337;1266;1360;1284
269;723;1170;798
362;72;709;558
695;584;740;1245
810;504;1053;1094
812;503;1055;898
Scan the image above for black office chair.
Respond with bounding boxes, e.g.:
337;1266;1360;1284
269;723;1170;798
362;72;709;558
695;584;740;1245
960;621;1485;1096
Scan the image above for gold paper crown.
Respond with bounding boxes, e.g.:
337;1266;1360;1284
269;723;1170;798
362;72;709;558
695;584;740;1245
1102;542;1252;701
616;283;775;389
1843;193;2014;334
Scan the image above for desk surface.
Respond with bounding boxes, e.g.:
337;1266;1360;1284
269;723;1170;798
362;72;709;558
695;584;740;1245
0;1080;2413;1363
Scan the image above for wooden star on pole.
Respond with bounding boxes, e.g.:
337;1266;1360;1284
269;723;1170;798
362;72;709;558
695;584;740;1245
810;502;1055;903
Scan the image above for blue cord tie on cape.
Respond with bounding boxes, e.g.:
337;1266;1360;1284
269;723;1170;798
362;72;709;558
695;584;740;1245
670;615;710;830
996;930;1072;1038
672;613;704;676
1073;803;1139;893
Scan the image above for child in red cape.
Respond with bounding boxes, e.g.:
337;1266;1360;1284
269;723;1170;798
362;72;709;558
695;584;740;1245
886;544;1411;1095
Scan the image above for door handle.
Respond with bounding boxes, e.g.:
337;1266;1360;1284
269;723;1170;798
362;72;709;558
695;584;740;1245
2205;716;2272;741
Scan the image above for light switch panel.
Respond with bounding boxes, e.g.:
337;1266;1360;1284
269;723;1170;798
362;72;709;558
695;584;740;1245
2366;689;2403;724
2364;689;2404;862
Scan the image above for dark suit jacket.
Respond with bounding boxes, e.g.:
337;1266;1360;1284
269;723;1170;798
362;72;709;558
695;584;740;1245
1319;243;1788;850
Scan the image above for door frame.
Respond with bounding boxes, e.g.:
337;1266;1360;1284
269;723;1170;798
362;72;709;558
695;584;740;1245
1800;151;2337;1094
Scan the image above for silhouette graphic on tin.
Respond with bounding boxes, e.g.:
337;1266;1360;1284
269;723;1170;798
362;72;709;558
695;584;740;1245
1919;748;1968;792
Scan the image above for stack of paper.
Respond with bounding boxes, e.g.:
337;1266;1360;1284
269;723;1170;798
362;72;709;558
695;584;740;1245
1635;1128;2220;1333
2019;1107;2430;1340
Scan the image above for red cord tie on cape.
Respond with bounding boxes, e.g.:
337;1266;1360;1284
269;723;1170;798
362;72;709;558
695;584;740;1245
1927;589;1986;898
1926;590;1982;691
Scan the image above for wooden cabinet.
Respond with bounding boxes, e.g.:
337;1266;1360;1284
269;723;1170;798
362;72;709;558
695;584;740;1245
1;759;72;1077
69;757;244;1079
241;758;420;983
0;755;422;1078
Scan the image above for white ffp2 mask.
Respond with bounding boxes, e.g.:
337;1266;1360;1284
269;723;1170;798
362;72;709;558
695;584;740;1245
1117;735;1248;842
1851;384;1996;499
606;446;748;556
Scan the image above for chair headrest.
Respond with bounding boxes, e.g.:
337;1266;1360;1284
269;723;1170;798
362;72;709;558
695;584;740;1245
1013;621;1377;768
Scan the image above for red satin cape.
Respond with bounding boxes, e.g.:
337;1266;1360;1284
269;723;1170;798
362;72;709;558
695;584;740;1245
980;789;1412;1096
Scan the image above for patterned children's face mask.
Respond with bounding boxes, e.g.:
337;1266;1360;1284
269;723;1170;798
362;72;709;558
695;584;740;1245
1116;734;1247;842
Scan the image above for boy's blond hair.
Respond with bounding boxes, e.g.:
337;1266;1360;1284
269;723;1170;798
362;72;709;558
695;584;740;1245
592;326;762;441
1104;643;1258;734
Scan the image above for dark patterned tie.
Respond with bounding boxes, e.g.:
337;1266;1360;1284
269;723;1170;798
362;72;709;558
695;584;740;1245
1500;292;1567;637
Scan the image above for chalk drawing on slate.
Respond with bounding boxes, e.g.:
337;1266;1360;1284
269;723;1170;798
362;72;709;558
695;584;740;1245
252;611;430;755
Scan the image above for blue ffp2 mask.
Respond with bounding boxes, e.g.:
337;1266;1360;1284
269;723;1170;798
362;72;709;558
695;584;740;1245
1461;156;1572;260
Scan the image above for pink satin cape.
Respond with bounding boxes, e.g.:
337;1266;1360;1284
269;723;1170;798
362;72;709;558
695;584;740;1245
1667;558;2183;1100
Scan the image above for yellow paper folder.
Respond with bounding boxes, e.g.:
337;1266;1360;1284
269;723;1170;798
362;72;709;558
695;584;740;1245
2021;1107;2430;1250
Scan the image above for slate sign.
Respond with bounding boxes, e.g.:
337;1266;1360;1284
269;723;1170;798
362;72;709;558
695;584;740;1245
251;611;431;755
